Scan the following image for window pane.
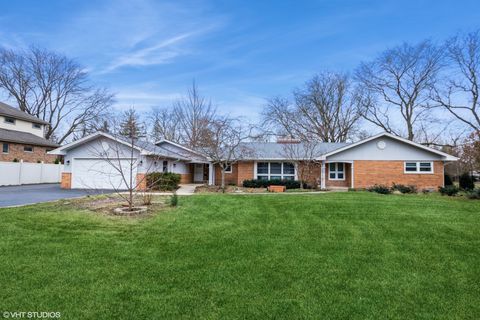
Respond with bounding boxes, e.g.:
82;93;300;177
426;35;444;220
270;162;282;174
419;163;432;172
257;175;268;180
2;143;8;153
338;173;344;179
329;163;336;171
24;146;33;152
283;176;294;180
329;173;336;179
405;162;417;172
270;176;282;180
257;162;268;174
337;163;344;172
283;162;295;174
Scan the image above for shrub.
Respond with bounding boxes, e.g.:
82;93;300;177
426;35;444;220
459;173;475;190
444;174;453;186
146;172;181;191
242;179;303;189
467;188;480;200
392;183;417;194
170;193;178;207
12;158;18;162
54;158;61;164
438;185;460;196
367;184;392;194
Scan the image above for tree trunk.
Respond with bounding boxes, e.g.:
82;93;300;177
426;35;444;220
221;169;225;193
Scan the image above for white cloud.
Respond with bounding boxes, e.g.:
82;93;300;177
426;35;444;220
102;32;195;73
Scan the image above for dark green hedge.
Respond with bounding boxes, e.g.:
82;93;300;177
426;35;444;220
242;179;303;189
146;172;181;191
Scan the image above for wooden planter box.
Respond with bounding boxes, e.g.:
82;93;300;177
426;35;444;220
268;185;286;193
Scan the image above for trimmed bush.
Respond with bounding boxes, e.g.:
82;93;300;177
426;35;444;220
367;184;392;194
242;179;304;189
438;185;460;196
467;188;480;200
146;172;181;191
459;173;475;190
444;174;453;186
392;183;417;194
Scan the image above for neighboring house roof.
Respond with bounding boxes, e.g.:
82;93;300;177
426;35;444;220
0;128;59;148
319;132;459;161
0;102;49;125
239;141;350;160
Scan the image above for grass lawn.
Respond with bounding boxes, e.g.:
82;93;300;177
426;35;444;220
0;192;479;319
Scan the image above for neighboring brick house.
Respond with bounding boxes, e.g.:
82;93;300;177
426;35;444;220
0;102;60;163
49;131;457;191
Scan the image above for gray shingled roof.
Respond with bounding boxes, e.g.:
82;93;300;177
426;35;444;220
112;135;196;160
239;142;350;159
0;102;49;125
0;128;59;148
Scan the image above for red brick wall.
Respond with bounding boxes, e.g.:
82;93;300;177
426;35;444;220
214;161;254;186
0;142;59;163
214;163;239;186
136;173;147;191
353;160;444;190
326;163;351;188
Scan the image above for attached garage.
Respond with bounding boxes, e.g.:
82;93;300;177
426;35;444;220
72;158;133;190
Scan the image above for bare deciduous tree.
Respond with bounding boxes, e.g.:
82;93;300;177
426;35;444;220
281;140;321;189
263;72;362;142
149;107;182;142
432;30;480;133
0;46;114;143
198;116;254;190
355;41;443;141
173;81;217;148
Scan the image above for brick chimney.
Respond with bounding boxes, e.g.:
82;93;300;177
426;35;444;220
276;136;301;144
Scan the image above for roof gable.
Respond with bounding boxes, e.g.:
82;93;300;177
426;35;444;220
321;133;458;161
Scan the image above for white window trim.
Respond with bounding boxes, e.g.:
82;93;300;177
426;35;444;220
4;117;16;125
254;161;296;180
404;161;434;174
32;123;42;129
2;143;9;154
328;162;345;181
224;163;232;173
24;146;34;153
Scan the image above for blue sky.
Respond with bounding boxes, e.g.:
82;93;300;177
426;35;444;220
0;0;479;120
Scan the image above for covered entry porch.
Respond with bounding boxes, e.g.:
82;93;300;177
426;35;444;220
186;162;215;185
320;161;353;190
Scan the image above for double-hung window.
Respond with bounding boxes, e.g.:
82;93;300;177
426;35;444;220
329;163;345;180
256;162;295;180
162;161;168;173
2;143;8;154
404;162;433;174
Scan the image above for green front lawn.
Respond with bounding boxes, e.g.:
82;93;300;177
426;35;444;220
0;193;479;319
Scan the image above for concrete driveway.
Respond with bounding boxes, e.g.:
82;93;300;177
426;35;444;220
0;183;113;208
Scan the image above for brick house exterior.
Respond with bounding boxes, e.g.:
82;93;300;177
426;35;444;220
0;102;59;163
50;132;457;191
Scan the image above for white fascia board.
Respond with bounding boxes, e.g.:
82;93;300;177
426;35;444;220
155;139;207;157
47;132;146;155
317;132;459;161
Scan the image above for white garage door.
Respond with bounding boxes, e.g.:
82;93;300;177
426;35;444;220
72;158;134;190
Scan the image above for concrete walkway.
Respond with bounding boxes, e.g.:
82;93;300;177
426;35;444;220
131;184;201;196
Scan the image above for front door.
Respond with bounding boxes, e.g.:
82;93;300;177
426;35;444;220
194;164;204;182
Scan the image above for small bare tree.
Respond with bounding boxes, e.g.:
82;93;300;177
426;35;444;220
0;46;114;143
198;117;254;191
262;72;362;142
281;140;321;189
355;40;443;141
432;30;480;133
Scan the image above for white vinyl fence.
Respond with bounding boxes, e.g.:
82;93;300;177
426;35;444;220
0;161;63;186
